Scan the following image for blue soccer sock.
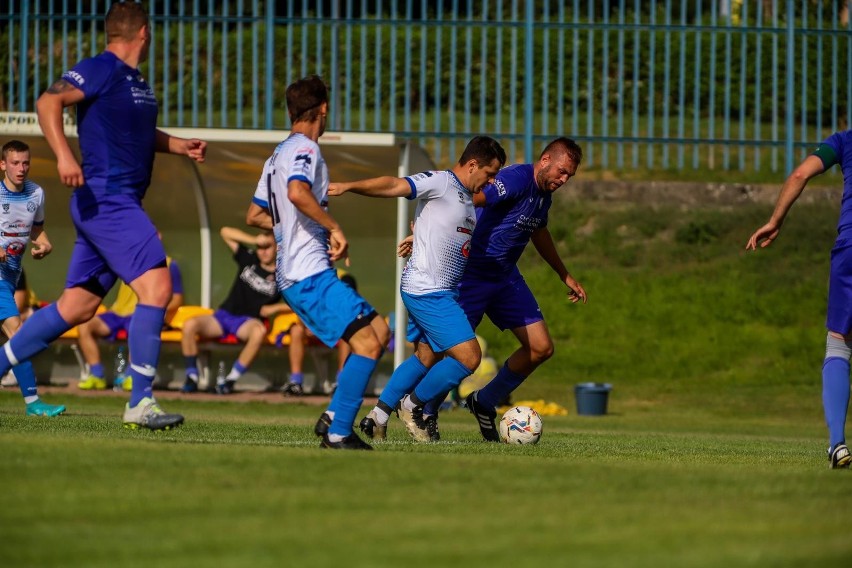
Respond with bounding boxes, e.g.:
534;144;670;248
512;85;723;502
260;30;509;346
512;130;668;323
823;356;851;450
90;362;105;378
378;355;429;411
477;361;528;410
13;361;38;399
289;371;304;385
227;360;247;381
413;357;473;406
184;356;198;379
127;304;165;407
0;303;70;377
328;354;377;437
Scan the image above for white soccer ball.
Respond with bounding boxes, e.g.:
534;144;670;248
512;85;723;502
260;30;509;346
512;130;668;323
498;406;543;445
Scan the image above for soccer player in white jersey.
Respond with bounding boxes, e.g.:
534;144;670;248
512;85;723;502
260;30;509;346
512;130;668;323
329;136;506;442
0;140;64;416
247;75;390;450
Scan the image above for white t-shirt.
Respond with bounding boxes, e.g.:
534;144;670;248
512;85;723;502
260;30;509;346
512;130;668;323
0;179;45;285
253;133;331;290
401;170;476;295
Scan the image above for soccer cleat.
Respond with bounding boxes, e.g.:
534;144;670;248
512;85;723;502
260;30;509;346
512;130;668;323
465;391;500;442
320;432;373;450
829;444;852;469
215;379;236;395
78;375;107;390
397;395;431;443
0;372;18;387
122;397;184;431
359;411;387;441
26;400;66;417
423;414;441;442
314;412;332;437
180;377;199;393
281;381;304;396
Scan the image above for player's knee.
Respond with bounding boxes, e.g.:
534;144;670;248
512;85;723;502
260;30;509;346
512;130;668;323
351;334;383;360
248;322;267;341
530;340;554;364
454;340;482;371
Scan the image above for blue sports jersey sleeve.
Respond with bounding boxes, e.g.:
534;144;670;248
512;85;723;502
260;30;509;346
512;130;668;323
63;57;111;100
480;165;530;206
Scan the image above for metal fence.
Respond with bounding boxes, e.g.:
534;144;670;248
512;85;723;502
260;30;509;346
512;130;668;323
3;0;851;173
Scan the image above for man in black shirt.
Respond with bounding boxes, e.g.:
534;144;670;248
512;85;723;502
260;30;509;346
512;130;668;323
180;227;290;394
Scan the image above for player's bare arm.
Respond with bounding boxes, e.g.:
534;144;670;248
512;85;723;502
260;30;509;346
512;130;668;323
746;155;826;251
328;176;411;198
246;203;273;230
288;179;349;264
531;227;587;304
154;130;207;162
36;79;86;187
29;226;52;260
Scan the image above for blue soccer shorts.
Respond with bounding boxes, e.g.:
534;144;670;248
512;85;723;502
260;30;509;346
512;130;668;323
282;268;376;348
402;289;476;353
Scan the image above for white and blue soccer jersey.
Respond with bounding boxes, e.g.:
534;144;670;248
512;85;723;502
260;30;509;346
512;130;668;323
401;170;476;295
0;179;45;285
253;133;330;290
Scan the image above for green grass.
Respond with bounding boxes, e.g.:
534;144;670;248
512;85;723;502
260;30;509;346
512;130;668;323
0;390;843;568
2;198;850;567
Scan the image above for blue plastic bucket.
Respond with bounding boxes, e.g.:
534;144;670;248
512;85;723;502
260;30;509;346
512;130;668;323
574;382;613;416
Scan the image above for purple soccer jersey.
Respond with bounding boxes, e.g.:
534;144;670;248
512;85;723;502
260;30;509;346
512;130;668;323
819;131;852;334
62;51;158;198
459;163;550;331
464;163;552;279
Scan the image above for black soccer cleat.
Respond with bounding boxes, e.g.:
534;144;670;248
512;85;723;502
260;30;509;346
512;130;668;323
829;443;852;469
465;391;499;442
314;411;332;437
423;414;441;442
281;381;305;397
320;432;373;450
358;411;387;441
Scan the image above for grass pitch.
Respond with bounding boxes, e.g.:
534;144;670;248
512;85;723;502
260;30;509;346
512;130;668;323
0;389;845;568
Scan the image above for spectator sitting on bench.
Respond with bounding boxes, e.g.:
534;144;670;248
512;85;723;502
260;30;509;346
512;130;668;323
77;235;184;391
281;270;356;396
180;226;291;395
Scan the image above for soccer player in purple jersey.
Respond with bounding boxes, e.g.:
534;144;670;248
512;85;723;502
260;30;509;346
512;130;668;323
361;137;586;442
747;130;852;469
0;2;207;430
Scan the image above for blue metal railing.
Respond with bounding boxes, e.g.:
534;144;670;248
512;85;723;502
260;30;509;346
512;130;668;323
3;0;851;173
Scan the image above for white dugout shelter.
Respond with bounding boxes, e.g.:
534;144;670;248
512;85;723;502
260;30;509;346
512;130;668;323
0;111;435;368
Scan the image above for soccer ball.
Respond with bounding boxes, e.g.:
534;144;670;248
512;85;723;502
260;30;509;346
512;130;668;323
498;406;543;445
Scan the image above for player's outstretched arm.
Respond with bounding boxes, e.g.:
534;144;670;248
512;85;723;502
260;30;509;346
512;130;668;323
746;155;826;251
29;226;52;260
154;130;207;163
36;79;85;187
329;176;411;198
531;227;587;304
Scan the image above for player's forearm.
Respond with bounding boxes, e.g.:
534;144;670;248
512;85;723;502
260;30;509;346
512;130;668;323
769;155;825;226
532;229;570;281
288;186;342;232
339;176;410;198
